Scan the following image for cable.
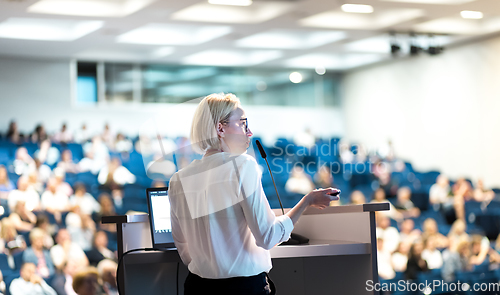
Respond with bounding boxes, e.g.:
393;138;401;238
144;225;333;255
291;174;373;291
116;248;165;295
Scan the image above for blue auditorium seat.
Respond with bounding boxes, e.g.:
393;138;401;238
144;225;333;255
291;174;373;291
66;143;84;161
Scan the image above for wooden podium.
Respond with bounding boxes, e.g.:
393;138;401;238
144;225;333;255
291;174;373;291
103;202;389;295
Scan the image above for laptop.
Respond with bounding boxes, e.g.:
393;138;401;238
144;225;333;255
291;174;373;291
146;187;176;249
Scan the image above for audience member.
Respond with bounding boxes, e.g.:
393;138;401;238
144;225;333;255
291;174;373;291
34;214;55;249
97;259;118;295
98;158;136;191
350;190;366;205
74;123;91;144
421;235;443;269
399;219;421;245
293;128;315;149
469;234;490;267
50;259;79;295
53;123;73;144
429;174;451;207
0;217;26;254
35;139;60;166
69;183;101;216
101;124;115;149
79;151;104;175
313;166;334;189
12;147;35;176
0;165;14;200
8;176;40;212
54;168;74;197
66;212;95;251
394;186;420;218
473;178;495;203
376;214;400;254
113;133;133;154
392;242;410;272
447;219;469;252
6;120;21;144
285;166;315;195
72;266;100;295
30;124;48;144
9;200;36;233
421;218;449;249
50;228;89;271
442;240;471;281
9;262;57;295
94;194;116;233
0;269;5;294
33;157;52;186
22;228;55;279
58;150;80;174
371;188;403;221
41;177;70;223
377;238;395;280
86;231;115;266
405;240;429;280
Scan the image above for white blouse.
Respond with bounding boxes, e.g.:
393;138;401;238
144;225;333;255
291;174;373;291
169;152;293;279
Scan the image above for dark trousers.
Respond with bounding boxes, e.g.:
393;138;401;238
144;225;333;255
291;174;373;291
184;271;275;295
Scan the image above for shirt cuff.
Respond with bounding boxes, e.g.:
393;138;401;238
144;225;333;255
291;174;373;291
276;215;294;243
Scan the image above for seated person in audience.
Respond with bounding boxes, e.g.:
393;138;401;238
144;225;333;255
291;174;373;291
9;200;36;233
313;166;334;189
11;147;36;176
23;228;55;279
469;234;490;267
452;178;474;221
52;123;73;144
35;139;60;167
488;233;500;267
0;217;26;255
371;188;403;221
6;120;21;144
50;259;79;295
473;178;495;203
285;166;315;195
421;235;443;269
27;169;45;195
101;124;115;149
97;259;118;295
54;168;74;197
421;218;449;249
405;240;429;280
9;262;57;295
113;133;133;154
376;214;400;254
69;183;101;216
94;194;116;233
31;124;48;144
74;123;91;144
8;176;40;212
86;231;115;266
50;228;89;271
399;219;421;245
98;158;136;191
339;142;354;164
0;165;14;200
350;190;366;205
394;187;420;218
41;178;70;223
34;214;55;249
72;266;100;295
377;238;395;280
58;150;80;174
441;240;471;282
392;242;411;272
33;157;52;186
66;212;95;251
429;174;452;207
79;150;105;175
447;219;469;252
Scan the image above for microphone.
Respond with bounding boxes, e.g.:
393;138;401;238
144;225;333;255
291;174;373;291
254;139;309;245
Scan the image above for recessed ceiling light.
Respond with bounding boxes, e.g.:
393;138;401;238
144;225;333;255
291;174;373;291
315;66;326;75
116;24;232;45
28;0;155;17
0;18;103;41
208;0;252;6
183;50;282;66
289;72;303;83
341;4;374;14
461;10;483;19
236;30;346;49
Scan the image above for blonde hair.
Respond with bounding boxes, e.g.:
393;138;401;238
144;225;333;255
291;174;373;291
190;93;240;154
73;266;99;293
29;228;45;243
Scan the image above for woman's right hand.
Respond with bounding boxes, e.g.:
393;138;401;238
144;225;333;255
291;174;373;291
305;188;340;209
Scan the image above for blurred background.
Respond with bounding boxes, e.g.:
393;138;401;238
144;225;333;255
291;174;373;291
1;0;500;294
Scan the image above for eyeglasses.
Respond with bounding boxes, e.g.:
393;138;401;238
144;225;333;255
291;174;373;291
221;118;249;133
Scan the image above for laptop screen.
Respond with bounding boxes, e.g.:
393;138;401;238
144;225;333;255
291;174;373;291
146;187;176;248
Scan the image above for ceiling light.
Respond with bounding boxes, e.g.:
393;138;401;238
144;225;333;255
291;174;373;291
208;0;252;6
236;30;346;49
285;53;385;70
28;0;155;17
289;72;303;83
315;66;326;75
151;47;175;58
460;10;483;19
0;18;103;41
116;24;232;45
183;50;282;66
341;4;374;14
